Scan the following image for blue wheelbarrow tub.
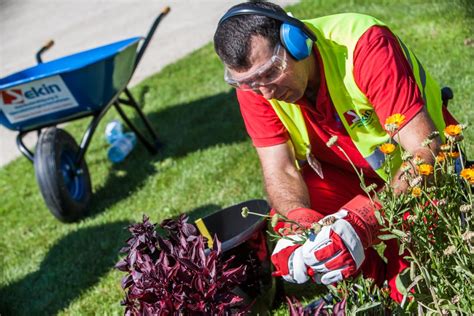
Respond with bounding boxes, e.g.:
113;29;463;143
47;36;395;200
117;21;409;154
0;37;142;131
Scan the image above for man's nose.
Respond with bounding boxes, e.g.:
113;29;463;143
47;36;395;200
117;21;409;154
257;85;276;99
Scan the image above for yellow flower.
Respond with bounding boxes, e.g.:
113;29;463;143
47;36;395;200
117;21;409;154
385;113;406;128
412;186;422;197
448;151;460;159
417;164;433;176
379;143;395;154
444;125;462;137
460;168;474;184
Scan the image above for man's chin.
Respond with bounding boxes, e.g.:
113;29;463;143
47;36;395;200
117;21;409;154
280;92;300;104
286;97;299;104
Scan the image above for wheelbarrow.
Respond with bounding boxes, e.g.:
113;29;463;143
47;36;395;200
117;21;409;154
0;7;171;222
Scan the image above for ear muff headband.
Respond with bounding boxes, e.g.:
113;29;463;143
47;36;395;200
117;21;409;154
218;6;316;61
219;7;316;42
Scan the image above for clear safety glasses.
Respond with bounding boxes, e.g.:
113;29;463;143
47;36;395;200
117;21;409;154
224;43;288;91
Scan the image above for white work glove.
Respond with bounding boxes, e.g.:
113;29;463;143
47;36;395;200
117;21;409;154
270;235;310;284
302;210;368;285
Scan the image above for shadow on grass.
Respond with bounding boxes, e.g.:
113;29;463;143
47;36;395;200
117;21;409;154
87;91;246;219
0;221;130;315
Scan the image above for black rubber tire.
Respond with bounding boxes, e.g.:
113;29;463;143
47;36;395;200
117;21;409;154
34;127;92;222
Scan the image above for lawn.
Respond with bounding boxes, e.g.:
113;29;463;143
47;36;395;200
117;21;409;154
0;0;472;314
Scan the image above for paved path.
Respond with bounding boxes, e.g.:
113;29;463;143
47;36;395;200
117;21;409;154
0;0;298;167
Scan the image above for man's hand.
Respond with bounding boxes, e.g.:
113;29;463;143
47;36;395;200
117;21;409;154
302;195;380;284
271;235;310;284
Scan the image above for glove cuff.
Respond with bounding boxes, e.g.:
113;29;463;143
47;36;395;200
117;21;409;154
340;195;381;247
285;208;323;232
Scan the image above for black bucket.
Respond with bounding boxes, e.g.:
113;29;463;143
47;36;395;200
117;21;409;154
194;199;277;314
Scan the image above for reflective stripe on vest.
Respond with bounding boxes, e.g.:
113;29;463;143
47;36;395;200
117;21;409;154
269;13;446;181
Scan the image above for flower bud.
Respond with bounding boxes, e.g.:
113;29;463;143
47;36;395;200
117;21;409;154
409;176;422;188
421;138;433;147
401;151;414;161
462;231;474;244
443;245;456;256
271;214;280;227
321;216;336;226
460;204;472;213
364;183;378;192
311;222;322;234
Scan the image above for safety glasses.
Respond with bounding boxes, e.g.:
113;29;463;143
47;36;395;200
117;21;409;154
224;43;288;91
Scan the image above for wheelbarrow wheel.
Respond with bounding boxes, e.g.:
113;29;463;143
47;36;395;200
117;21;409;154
34;127;92;222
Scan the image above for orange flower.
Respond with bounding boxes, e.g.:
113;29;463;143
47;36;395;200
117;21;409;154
460;168;474;184
444;125;462;137
412;187;422;197
435;152;446;163
417;164;433;176
448;151;460;159
385;114;406;127
379;143;395;154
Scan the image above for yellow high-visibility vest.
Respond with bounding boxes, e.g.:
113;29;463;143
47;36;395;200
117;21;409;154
269;13;446;180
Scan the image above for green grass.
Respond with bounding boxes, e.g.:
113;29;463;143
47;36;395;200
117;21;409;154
1;0;472;314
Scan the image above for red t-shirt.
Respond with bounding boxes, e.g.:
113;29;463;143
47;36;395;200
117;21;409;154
237;26;425;179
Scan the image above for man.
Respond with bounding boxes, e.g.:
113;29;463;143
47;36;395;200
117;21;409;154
213;1;457;302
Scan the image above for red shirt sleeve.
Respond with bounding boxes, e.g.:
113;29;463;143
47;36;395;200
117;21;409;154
236;89;289;147
354;26;424;130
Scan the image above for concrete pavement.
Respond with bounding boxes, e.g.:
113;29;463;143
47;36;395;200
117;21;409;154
0;0;298;167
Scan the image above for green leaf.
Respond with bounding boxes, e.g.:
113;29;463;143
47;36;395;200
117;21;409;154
454;265;474;279
378;234;398;240
399;242;406;256
392;229;408;238
374;210;385;225
410;261;416;281
354;302;382;314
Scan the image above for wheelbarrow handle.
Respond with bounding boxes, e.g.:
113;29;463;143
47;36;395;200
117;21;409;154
36;39;55;64
134;6;171;69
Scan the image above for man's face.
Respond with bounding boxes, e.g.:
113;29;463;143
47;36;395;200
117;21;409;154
226;36;310;103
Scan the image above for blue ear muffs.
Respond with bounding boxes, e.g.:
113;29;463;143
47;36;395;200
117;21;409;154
280;23;312;60
218;6;317;61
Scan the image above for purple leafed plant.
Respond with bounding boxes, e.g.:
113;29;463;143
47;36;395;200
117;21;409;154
286;296;347;316
116;214;248;315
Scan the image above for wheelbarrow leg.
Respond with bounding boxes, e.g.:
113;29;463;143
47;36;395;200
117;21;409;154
113;101;160;154
16;131;35;163
115;88;162;154
124;89;160;142
75;101;115;165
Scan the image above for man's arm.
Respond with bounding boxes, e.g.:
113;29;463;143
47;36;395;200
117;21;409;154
255;141;310;216
390;107;441;194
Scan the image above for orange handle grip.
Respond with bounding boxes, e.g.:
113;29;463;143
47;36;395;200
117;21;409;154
44;40;55;49
161;6;170;15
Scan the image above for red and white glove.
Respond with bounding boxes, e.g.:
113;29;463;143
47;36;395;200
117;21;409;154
272;207;323;235
302;195;381;285
270;207;323;283
270;235;310;284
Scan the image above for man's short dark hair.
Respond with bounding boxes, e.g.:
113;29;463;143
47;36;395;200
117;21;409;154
214;1;285;71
